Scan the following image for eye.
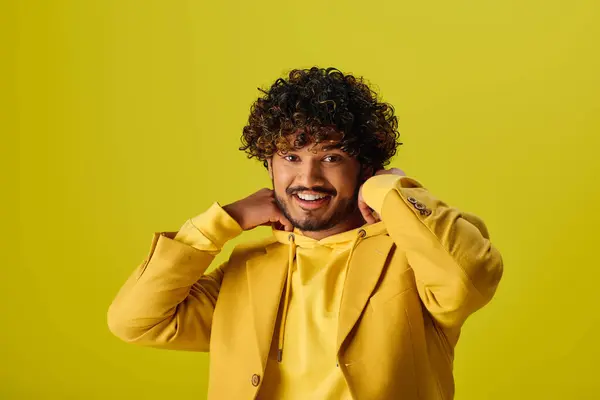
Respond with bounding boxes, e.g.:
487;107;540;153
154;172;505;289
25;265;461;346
283;154;300;162
323;155;341;163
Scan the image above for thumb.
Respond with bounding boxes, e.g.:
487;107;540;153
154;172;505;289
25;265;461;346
278;214;294;232
359;201;377;225
269;210;294;232
358;186;378;224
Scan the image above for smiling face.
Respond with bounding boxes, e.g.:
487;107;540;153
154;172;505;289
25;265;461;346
268;136;368;236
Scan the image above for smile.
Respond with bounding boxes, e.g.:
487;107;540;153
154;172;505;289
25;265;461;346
293;193;332;210
297;193;328;201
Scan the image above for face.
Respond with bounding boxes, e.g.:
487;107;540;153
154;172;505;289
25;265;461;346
269;139;366;232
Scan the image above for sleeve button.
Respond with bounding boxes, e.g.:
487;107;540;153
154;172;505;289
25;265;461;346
251;374;261;387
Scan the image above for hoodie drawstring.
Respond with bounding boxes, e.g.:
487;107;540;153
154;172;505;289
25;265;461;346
278;233;296;362
277;228;367;363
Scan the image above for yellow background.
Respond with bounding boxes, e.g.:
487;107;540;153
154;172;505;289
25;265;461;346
3;0;600;398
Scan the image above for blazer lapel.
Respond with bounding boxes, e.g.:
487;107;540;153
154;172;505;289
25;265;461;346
246;243;289;370
337;235;394;354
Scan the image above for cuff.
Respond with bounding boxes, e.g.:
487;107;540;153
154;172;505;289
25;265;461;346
175;202;243;250
362;175;422;215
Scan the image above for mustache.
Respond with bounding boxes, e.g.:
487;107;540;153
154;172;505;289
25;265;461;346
286;186;337;196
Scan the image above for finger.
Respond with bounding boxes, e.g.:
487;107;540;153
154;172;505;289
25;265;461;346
270;201;293;231
357;187;376;224
270;218;292;232
278;214;294;232
270;221;283;231
372;210;381;222
375;168;405;176
269;210;293;232
362;210;377;225
359;201;377;224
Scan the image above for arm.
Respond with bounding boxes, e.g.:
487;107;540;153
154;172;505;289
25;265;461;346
107;202;243;351
362;174;503;340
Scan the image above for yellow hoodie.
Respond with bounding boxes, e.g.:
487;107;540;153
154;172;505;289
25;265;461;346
259;222;388;399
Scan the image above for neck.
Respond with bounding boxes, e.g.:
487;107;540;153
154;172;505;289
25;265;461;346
297;210;366;241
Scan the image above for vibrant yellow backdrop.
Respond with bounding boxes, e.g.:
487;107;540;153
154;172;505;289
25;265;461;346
3;0;599;398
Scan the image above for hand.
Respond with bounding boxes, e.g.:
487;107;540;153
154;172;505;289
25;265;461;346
358;168;406;224
223;188;294;232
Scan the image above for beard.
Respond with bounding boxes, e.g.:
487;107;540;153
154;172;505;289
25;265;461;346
273;175;361;232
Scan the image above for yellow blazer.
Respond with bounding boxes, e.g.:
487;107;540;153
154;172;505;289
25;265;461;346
108;175;504;399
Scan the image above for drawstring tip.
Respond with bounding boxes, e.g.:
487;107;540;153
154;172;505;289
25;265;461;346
277;349;283;362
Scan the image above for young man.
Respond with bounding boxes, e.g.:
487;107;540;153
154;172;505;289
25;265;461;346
108;67;503;400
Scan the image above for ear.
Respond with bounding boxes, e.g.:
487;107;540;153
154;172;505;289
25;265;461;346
267;158;273;180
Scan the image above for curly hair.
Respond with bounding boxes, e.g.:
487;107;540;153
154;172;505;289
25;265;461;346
240;67;402;171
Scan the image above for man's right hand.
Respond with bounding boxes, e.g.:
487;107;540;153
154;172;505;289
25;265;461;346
223;188;294;232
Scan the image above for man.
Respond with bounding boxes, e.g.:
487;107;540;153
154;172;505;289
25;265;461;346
107;67;503;400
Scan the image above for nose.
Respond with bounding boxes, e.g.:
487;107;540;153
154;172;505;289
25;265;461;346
297;158;325;188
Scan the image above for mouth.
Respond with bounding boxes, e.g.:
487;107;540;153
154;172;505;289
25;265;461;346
292;192;332;210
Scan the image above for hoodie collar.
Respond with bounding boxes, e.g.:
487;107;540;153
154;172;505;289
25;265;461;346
272;221;387;249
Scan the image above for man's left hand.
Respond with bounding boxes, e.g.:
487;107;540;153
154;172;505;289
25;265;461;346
358;168;406;224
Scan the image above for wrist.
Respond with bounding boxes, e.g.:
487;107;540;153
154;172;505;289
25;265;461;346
223;203;245;230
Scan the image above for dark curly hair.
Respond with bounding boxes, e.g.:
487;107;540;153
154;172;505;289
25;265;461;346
240;67;402;171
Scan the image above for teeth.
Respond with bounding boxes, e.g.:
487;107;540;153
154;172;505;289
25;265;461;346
297;193;328;201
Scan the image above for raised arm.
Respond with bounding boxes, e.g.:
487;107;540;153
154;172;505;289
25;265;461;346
107;203;242;351
362;174;503;342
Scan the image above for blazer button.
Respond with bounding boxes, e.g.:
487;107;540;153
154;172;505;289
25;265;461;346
407;196;418;204
251;374;261;387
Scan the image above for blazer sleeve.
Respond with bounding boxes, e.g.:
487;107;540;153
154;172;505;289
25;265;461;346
362;174;504;339
107;202;243;352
